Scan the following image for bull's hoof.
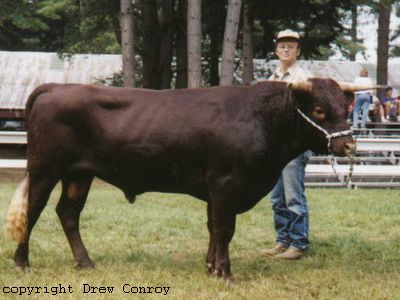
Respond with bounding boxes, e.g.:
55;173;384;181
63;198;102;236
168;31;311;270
223;274;235;284
75;260;95;269
15;265;30;272
15;260;30;272
212;268;223;278
211;269;234;282
205;262;214;275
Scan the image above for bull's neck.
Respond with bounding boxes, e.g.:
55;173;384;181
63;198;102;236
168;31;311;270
260;89;308;163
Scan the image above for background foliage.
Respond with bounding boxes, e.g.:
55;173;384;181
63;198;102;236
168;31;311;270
1;0;399;88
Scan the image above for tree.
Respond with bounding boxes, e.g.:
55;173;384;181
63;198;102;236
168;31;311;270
220;0;242;86
141;0;160;88
390;3;400;57
242;1;254;85
61;0;121;55
187;0;202;88
1;0;362;88
175;0;188;88
202;0;226;86
0;0;69;51
335;0;368;61
249;0;354;60
120;0;135;87
140;0;177;89
376;0;391;97
349;4;358;61
159;0;175;89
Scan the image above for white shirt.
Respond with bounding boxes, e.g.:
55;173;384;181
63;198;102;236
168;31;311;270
269;62;313;82
353;76;373;95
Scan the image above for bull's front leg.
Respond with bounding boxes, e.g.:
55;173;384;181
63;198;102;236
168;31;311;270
212;207;236;280
206;174;239;280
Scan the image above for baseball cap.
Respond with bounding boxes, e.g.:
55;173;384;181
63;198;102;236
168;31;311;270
276;29;300;41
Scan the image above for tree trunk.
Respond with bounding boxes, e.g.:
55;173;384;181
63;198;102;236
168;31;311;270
376;1;391;98
187;0;202;88
142;0;160;89
121;0;135;87
175;0;188;89
159;0;175;89
242;1;253;85
79;0;88;18
220;0;242;86
349;4;357;61
209;27;220;86
203;0;226;86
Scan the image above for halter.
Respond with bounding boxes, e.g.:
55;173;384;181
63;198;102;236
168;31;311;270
295;108;352;151
296;107;355;187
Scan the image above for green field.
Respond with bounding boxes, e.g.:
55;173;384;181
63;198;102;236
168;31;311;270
1;173;400;299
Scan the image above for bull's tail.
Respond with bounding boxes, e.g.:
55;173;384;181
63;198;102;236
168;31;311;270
4;174;29;243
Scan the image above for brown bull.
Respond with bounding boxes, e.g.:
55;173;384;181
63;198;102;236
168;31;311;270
5;78;356;279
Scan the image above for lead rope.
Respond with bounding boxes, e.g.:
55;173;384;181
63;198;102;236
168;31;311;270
346;153;355;188
295;107;355;188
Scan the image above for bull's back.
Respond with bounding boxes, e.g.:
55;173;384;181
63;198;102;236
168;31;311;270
30;84;251;147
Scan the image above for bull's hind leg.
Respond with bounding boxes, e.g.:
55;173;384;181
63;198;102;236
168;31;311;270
13;175;58;270
56;176;94;269
205;202;217;275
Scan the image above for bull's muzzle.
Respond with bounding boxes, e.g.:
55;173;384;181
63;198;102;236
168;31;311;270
344;141;356;156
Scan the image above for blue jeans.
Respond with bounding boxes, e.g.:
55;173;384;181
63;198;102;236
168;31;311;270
270;151;311;251
353;93;371;128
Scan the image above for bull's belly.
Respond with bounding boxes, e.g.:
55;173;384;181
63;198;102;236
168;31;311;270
93;164;209;201
68;158;278;213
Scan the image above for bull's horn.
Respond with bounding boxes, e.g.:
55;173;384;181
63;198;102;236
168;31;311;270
338;81;381;92
288;80;312;92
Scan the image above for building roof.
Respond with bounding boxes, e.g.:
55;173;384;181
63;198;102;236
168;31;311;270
0;51;121;110
1;51;399;112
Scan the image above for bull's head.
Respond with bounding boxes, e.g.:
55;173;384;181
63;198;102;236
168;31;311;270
288;78;370;157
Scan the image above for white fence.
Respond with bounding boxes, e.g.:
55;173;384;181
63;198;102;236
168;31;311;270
1;131;400;188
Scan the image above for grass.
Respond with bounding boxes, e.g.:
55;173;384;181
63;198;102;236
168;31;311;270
1;171;400;299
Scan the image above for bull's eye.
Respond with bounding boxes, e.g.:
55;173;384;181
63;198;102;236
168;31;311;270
312;106;326;122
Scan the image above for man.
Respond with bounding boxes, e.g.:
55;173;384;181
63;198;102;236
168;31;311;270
261;29;313;260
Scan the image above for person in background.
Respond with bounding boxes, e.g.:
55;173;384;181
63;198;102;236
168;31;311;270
352;68;374;129
397;96;400;121
260;29;313;260
380;87;396;122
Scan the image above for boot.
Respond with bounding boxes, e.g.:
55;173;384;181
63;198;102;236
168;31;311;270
275;247;304;260
260;244;288;257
